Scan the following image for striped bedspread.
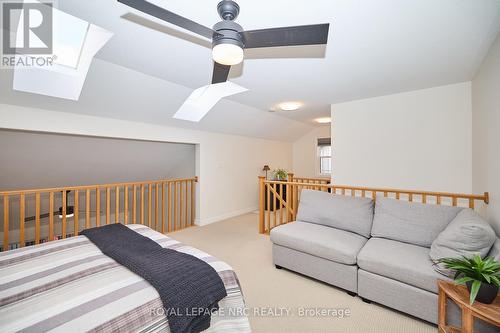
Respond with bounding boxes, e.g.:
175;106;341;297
0;225;251;333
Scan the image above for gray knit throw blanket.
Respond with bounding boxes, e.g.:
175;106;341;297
81;224;227;333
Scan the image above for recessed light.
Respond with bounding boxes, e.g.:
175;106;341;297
278;101;303;111
315;117;331;124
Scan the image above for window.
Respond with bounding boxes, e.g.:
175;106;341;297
317;138;332;175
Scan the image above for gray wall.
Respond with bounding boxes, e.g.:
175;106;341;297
0;129;195;189
0;130;196;248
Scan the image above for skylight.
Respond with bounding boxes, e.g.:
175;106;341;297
52;8;90;69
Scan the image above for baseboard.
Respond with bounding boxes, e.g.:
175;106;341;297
195;206;258;226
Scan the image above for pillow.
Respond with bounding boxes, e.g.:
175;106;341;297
430;209;496;277
371;197;462;247
296;190;374;238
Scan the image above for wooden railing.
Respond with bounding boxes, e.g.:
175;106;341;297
258;177;489;234
288;173;331;186
0;177;197;251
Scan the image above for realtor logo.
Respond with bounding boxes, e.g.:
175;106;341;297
2;1;53;55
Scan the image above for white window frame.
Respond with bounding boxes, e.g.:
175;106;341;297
316;138;332;177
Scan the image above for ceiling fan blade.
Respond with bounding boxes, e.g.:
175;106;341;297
212;62;231;84
173;82;248;122
240;23;329;49
117;0;220;39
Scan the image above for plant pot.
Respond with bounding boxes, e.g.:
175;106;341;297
466;281;499;304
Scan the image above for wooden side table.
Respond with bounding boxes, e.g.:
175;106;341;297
438;280;500;333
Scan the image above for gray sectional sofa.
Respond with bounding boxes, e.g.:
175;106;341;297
270;189;500;329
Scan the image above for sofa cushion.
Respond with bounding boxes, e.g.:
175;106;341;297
296;189;374;238
430;209;496;276
371;197;462;247
270;221;368;265
357;237;450;293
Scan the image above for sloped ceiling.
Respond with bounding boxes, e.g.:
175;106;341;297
1;0;500;141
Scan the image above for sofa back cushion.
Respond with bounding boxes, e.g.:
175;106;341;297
429;209;496;276
296;189;374;238
371;197;462;247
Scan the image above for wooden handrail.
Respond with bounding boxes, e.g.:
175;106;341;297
258;178;489;234
290;177;331;183
0;177;197;195
0;177;198;251
264;180;489;202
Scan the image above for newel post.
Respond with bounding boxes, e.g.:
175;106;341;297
258;176;265;234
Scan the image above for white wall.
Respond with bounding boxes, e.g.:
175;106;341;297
292;125;331;178
331;82;472;193
472;33;500;235
0;104;292;225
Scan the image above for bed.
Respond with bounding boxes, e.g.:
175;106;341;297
0;224;251;333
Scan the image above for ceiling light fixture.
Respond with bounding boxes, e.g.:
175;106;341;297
212;43;244;66
278;101;303;111
211;2;244;66
315;117;331;124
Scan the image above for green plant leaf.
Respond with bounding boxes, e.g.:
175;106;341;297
469;280;481;305
490;275;500;287
454;276;474;285
481;273;491;283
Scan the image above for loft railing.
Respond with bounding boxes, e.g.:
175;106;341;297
0;177;197;251
258;176;489;234
288;173;331;186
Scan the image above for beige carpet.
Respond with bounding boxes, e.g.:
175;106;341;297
170;213;437;333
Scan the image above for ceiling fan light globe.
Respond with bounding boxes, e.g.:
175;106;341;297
212;43;244;66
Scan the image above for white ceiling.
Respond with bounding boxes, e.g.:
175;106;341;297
1;0;500;141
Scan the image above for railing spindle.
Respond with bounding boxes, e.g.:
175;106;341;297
280;183;284;226
140;185;144;225
61;191;66;239
272;183;276;231
191;179;195;226
133;185;137;224
106;188;110;225
148;184;152;228
124;186;128;225
161;183;165;233
49;192;54;239
35;193;40;244
185;181;188;228
96;188;101;227
85;189;90;229
179;182;184;228
155;183;159;231
266;182;270;233
74;190;79;236
168;182;172;232
3;195;9;250
115;186;119;224
174;182;179;231
19;194;25;247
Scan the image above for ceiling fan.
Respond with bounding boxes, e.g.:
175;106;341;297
117;0;330;120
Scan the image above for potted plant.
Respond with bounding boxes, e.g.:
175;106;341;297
438;254;500;304
272;168;288;181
